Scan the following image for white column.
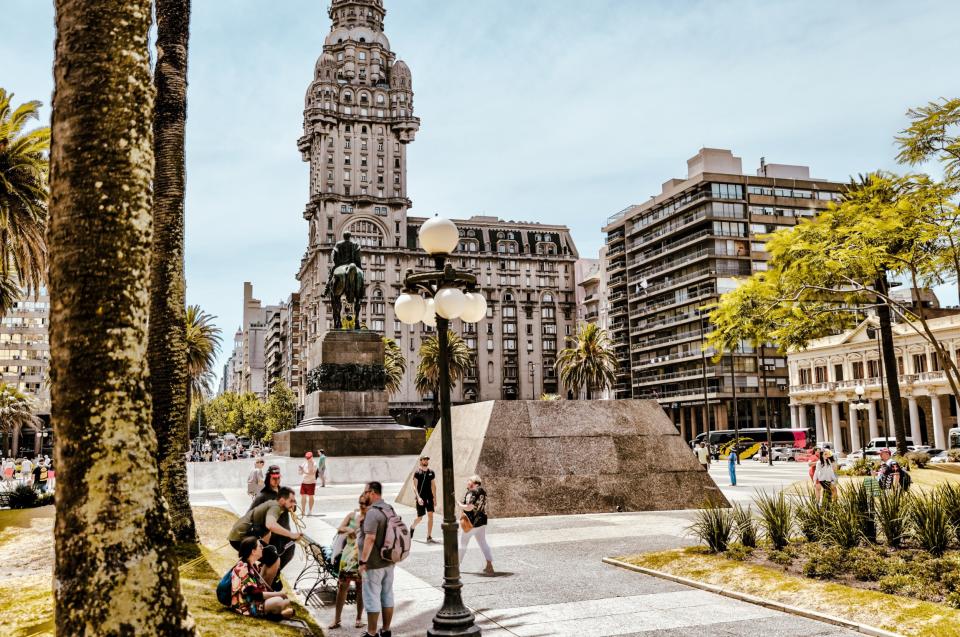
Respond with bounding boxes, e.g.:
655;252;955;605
831;401;844;453
814;403;825;445
868;400;880;440
908;396;922;445
932;395;946;450
798;404;808;429
849;403;862;453
790;404;799;428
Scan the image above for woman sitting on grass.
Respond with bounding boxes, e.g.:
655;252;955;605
231;536;294;620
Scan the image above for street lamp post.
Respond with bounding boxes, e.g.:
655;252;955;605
852;384;870;457
395;216;486;637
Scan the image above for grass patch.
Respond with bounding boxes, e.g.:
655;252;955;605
619;548;960;637
0;505;322;637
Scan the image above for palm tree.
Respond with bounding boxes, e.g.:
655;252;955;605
186;305;222;400
0;382;40;457
0;88;49;307
415;330;474;426
148;0;195;544
383;336;406;395
556;322;617;399
48;1;194;633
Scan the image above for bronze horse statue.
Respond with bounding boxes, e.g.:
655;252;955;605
324;263;365;329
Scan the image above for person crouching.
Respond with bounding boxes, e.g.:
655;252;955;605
229;536;294;620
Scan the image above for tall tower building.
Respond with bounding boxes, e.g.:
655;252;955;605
297;0;419;381
296;1;580;421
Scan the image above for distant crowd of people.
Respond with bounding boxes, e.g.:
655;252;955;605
221;452;495;636
1;455;54;492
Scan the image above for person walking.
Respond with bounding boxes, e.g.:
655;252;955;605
329;494;367;630
247;458;265;499
410;456;438;543
21;456;33;488
358;481;395;637
456;475;494;575
298;451;318;516
813;449;839;503
727;449;737;486
695;442;711;469
760;443;769;463
316;449;327;487
32;460;48;493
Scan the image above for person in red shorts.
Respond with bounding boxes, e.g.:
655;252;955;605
298;451;318;516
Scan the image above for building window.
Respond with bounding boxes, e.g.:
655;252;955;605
503;323;516;334
852;361;864;379
504;339;517;350
711;183;743;200
913;354;928;373
542;340;556;351
542;307;555;319
486;339;494;351
503;306;516;318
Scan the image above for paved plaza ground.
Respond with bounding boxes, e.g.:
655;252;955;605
190;459;856;637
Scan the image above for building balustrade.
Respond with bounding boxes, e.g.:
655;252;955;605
632;329;705;351
633;365;721;385
638;248;711;280
791;370;949;395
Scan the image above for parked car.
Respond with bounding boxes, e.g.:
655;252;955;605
930;450;952;464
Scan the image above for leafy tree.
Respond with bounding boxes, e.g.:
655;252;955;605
383;336;405;395
555;322;617;399
0;88;49;309
897;98;960;185
264;381;297;442
415;330;474;425
203;391;241;436
237;392;267;442
47;0;195;632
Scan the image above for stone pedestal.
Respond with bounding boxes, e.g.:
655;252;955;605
397;400;727;517
273;330;425;457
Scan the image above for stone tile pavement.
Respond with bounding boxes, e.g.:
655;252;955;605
190;469;854;637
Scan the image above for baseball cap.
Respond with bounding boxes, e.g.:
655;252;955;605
266;465;281;478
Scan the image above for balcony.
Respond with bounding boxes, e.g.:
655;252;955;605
637;248;711;280
633;365;721;385
793;371;950;396
632;328;705;352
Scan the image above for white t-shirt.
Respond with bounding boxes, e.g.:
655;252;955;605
813;462;838;482
695;447;710;464
300;459;317;485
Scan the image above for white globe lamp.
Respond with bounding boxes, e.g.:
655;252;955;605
422;297;437;327
434;287;466;319
419;216;459;255
394;292;425;325
460;291;487;323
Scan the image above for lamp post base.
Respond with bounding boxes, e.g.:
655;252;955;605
427;617;482;637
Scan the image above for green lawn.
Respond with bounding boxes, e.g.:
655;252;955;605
619;547;960;637
0;505;323;637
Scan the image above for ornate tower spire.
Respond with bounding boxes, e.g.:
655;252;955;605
329;0;385;31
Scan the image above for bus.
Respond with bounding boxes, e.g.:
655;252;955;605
691;428;815;459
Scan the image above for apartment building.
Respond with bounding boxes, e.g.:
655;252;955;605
0;291;50;457
602;148;846;442
264;293;303;398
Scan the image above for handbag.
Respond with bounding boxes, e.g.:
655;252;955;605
459;514;474;533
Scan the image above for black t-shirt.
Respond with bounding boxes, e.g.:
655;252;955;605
414;468;435;502
463;487;488;527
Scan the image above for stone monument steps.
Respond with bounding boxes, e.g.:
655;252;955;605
298;415;402;429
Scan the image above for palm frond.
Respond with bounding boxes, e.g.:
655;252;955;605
555;322;617;398
185;305;222;401
414;330;474;396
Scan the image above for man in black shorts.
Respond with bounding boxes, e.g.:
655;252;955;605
410;456;438;543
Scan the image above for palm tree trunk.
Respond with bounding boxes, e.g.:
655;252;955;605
149;0;196;543
876;277;908;456
49;1;195;634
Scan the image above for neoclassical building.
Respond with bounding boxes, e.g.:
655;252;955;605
295;0;580;412
788;311;960;454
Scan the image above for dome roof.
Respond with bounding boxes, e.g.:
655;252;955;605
391;59;411;88
324;25;390;49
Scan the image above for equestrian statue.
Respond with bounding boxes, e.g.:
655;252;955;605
324;231;366;329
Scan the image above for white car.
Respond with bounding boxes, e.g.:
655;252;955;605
930;450;951;464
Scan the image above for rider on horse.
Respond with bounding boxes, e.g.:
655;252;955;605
324;231;366;329
326;231;362;292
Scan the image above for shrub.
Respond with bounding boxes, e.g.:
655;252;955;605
725;542;753;561
689;502;733;553
841;457;879;477
909;493;952;556
755;491;792;550
875;487;909;548
949;449;960;463
36;492;54;507
878;573;914;594
943;571;960;593
848;547;888;581
768;550;792;566
802;544;846;579
794;487;828;542
822;491;864;549
937;484;960;545
905;452;931;469
7;484;38;509
732;503;758;548
947;591;960;609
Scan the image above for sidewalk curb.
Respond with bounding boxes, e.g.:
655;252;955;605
602;557;903;637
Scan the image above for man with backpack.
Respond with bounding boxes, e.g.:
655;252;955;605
877;448;911;490
358;481;409;637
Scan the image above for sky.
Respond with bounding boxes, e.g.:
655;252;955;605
4;0;960;383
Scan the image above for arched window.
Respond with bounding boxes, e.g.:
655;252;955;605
361;125;368;134
343;91;353;103
346;219;385;248
543;292;554;303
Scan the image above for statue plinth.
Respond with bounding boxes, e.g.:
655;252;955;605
272;331;425;458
